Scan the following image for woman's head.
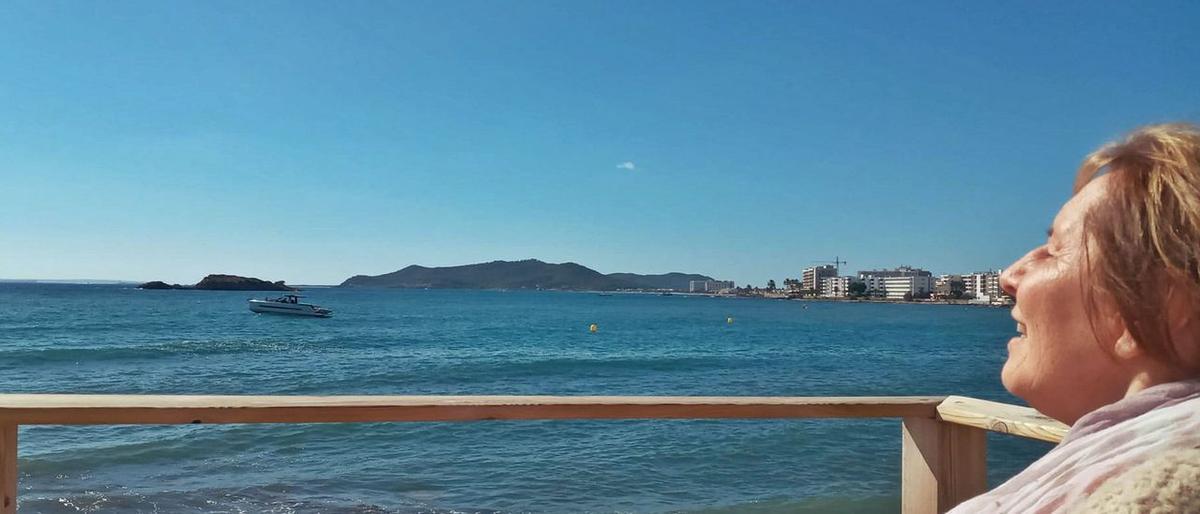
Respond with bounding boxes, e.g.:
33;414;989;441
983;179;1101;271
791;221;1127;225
1000;123;1200;424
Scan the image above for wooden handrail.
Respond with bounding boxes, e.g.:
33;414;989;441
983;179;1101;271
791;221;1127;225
0;394;1069;514
937;395;1068;444
0;394;943;424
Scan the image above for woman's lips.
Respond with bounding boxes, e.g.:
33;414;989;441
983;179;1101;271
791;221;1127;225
1008;322;1026;351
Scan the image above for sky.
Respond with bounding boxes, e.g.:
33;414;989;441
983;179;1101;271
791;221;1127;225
2;1;1199;286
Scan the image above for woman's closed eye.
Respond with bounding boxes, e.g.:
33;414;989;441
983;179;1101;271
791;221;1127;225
1032;244;1053;260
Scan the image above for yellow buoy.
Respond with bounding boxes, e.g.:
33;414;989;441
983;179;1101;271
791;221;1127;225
589;323;598;333
727;317;734;324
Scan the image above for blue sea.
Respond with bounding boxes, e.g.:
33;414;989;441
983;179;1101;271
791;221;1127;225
0;284;1051;513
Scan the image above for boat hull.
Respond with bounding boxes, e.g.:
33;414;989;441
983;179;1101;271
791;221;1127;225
248;300;332;318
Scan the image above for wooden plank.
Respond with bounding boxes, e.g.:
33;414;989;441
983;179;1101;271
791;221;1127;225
901;417;987;514
1;424;14;514
942;421;988;510
0;395;944;425
936;396;1067;444
902;418;940;514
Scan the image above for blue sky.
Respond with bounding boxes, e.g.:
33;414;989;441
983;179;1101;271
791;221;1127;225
2;1;1198;285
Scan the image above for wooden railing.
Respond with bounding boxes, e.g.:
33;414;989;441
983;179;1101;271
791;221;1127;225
0;394;1066;514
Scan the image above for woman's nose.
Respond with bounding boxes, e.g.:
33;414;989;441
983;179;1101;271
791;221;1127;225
1000;250;1034;297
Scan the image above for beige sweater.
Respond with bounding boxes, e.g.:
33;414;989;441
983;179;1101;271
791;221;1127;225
1072;447;1200;514
949;381;1200;513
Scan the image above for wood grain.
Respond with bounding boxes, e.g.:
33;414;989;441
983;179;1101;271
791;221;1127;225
901;417;987;514
0;395;945;425
936;396;1068;444
1;424;14;514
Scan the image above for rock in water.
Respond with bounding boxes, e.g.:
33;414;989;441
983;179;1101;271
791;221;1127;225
138;275;297;291
194;274;297;291
136;281;185;290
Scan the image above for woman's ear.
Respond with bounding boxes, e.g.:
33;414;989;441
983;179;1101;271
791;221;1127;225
1113;330;1142;360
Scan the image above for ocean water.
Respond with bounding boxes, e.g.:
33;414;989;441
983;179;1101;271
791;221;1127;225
0;283;1051;513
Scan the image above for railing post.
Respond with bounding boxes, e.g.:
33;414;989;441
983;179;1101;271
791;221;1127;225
1;424;15;514
901;417;986;514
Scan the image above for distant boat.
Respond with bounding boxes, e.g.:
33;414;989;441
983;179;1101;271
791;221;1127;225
248;294;332;318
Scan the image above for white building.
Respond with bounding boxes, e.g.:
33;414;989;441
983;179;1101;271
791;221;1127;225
962;270;1011;304
689;280;735;293
802;265;838;292
858;274;886;296
857;266;933;298
881;275;934;300
820;276;857;298
961;272;986;299
987;272;1005;300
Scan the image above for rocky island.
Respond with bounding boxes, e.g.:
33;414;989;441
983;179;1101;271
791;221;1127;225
340;259;715;292
138;274;297;291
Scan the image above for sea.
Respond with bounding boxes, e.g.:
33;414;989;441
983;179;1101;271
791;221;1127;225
0;283;1052;513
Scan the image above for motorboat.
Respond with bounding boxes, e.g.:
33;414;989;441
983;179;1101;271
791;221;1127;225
248;294;332;318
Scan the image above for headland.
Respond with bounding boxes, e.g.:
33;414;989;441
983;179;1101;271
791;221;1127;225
138;274;297;291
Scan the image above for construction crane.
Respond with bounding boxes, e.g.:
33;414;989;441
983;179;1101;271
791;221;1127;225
811;257;848;274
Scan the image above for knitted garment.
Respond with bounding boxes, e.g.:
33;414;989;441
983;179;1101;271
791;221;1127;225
1069;447;1200;514
947;380;1200;514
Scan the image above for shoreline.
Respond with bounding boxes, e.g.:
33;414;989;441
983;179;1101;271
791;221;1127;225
6;281;1013;308
700;293;1012;308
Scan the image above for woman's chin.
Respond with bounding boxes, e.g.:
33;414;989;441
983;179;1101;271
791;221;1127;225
1000;353;1027;397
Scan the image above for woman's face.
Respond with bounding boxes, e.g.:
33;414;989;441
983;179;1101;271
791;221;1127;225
999;175;1130;424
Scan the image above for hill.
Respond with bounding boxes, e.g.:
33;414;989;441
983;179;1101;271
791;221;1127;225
340;260;715;291
606;272;716;291
138;274;297;291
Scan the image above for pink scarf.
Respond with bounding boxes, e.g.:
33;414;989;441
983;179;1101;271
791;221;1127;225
948;379;1200;513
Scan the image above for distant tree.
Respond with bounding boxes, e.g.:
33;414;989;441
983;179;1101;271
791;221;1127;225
767;279;777;290
903;292;914;302
849;282;867;296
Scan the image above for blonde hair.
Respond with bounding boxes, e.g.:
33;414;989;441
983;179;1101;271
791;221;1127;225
1075;123;1200;369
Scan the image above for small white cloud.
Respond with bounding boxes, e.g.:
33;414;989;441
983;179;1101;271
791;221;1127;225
616;161;636;170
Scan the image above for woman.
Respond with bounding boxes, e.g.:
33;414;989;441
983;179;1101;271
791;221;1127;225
950;123;1200;513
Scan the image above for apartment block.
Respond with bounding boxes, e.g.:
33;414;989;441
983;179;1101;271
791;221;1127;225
857;266;932;298
820;276;857;298
688;280;735;293
802;265;838;292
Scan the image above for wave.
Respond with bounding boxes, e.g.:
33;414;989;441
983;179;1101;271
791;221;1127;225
466;355;755;376
17;485;894;514
17;485;473;514
20;426;219;471
0;338;323;364
680;495;897;513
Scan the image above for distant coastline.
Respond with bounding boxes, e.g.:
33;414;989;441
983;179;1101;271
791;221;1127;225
138;274;297;292
340;259;720;292
0;279;140;285
702;292;1013;308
